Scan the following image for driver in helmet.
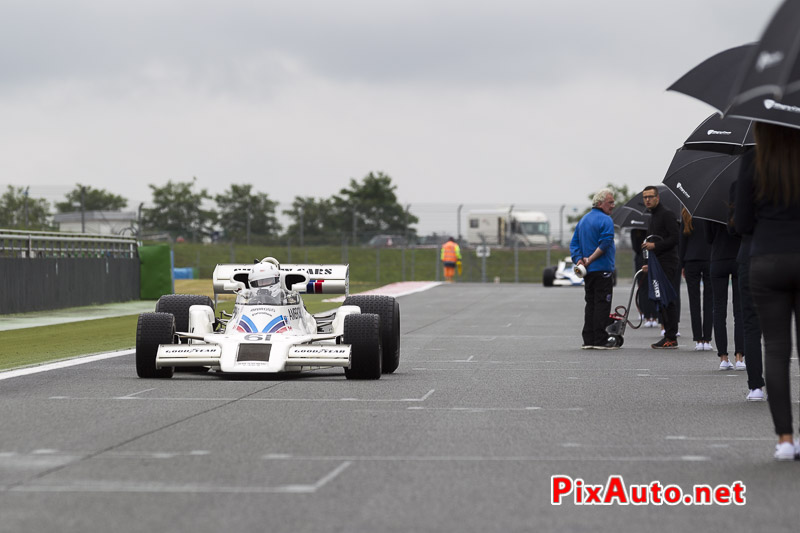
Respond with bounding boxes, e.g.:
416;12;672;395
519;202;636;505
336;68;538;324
244;262;287;305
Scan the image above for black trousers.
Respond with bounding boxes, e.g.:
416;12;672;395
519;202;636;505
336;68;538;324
659;263;680;341
738;259;765;390
684;260;713;342
750;254;800;435
710;259;742;356
582;271;614;346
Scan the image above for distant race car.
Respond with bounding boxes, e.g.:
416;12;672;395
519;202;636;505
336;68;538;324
542;257;617;287
542;257;584;287
135;257;400;380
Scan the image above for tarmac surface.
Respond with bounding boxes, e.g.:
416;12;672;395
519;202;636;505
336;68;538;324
0;281;797;532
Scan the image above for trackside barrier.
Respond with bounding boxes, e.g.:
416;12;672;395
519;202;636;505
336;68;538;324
0;229;140;314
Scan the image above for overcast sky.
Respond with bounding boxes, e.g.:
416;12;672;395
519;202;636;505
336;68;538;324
0;0;785;218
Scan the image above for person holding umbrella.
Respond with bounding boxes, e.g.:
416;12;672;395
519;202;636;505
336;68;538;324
570;188;616;350
641;186;680;349
705;219;743;370
679;208;713;351
735;122;800;461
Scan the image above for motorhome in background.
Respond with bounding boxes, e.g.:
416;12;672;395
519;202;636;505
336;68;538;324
466;209;550;247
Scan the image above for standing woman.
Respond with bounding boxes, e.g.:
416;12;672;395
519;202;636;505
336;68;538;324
736;122;800;460
705;219;742;370
680;208;713;351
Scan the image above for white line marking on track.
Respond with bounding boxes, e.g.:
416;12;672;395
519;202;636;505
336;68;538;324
252;454;713;463
47;392;437;403
418;389;435;401
117;388;156;399
406;406;582;412
0;349;133;381
666;436;773;441
8;461;353;495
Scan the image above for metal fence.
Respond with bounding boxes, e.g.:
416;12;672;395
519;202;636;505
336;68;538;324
0;229;138;259
0;230;140;314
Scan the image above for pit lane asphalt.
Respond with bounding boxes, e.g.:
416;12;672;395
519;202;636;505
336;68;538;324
0;282;796;533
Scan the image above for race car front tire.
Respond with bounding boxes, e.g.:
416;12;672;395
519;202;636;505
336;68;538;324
343;313;382;380
155;294;215;336
342;295;400;374
136;312;175;379
155;294;215;372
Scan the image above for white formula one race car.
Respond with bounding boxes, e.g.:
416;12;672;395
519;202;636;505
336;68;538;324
135;257;400;380
542;257;618;288
542;257;584;287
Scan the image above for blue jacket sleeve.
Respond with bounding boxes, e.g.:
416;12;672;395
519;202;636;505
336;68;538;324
569;221;581;263
597;217;614;253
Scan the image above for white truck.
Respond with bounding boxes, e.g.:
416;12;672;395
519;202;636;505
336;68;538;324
466;209;550;247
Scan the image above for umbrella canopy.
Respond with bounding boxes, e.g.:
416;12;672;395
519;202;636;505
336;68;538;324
668;44;756;112
728;0;800;106
668;1;800;130
661;148;746;224
611;205;650;230
683;113;755;153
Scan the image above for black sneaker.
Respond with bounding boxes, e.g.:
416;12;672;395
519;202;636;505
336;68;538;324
651;338;678;349
594;340;620;350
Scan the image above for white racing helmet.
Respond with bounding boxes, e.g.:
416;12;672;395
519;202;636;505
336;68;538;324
249;262;280;288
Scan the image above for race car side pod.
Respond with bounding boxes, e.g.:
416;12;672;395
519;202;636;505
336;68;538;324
604;268;646;348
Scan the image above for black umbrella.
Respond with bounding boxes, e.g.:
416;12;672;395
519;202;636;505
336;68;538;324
728;0;800;107
661;148;745;224
683;113;754;154
667;0;800;130
611;205;650;230
668;44;756;111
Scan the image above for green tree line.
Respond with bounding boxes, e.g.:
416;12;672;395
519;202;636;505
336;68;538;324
0;172;420;245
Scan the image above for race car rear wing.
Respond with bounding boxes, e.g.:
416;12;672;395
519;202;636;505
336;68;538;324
212;261;350;297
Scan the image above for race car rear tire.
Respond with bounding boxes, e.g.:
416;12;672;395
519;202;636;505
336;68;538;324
156;294;215;372
542;267;556;287
343;313;382;380
342;295;400;374
136;312;175;379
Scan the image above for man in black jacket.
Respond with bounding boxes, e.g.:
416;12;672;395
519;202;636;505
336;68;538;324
642;186;680;349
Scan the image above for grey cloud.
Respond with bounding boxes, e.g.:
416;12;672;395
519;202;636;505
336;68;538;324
0;0;782;93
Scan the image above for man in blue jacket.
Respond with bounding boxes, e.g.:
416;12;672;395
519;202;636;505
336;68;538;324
570;189;616;349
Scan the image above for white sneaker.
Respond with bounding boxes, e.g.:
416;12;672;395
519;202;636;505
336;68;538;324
774;441;797;461
735;361;747;371
695;342;704;351
746;388;766;401
703;342;714;351
719;360;734;371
